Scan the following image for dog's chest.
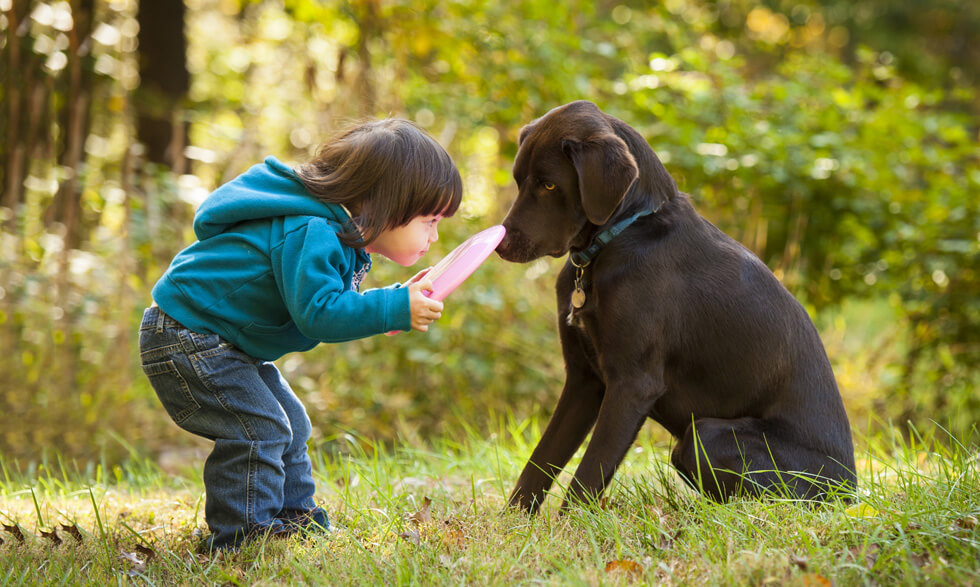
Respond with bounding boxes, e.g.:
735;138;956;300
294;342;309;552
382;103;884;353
562;294;601;361
564;268;593;330
565;302;587;330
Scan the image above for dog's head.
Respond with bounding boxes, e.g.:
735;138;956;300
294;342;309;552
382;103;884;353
496;100;676;263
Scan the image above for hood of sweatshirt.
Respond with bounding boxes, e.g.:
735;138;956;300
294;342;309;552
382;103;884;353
192;156;353;240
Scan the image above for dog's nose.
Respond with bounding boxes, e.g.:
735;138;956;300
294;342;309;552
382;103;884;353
495;232;513;256
495;229;533;262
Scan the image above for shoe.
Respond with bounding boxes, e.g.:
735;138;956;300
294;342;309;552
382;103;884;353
196;520;295;554
277;507;331;535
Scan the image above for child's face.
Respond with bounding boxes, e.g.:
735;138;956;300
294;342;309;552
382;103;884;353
365;215;442;266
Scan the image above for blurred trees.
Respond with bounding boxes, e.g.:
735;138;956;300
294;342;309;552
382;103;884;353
135;0;188;168
0;0;977;464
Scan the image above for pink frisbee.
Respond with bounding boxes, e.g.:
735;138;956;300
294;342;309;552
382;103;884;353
423;225;506;301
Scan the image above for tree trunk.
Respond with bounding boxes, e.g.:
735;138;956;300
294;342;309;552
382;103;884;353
46;0;96;249
136;0;189;169
352;0;381;116
1;1;34;225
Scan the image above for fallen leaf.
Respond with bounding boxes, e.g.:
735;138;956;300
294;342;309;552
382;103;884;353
60;523;84;543
604;559;644;581
398;529;420;545
791;554;809;571
3;524;25;543
40;529;62;546
120;550;147;574
956;515;978;530
135;543;157;562
658;528;681;550
441;520;466;550
799;573;833;586
408;497;433;526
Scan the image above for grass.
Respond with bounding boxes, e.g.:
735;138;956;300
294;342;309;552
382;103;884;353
1;419;978;586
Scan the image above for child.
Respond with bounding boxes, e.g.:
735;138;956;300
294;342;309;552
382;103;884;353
138;118;462;552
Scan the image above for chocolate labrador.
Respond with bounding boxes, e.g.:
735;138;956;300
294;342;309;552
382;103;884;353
496;100;855;513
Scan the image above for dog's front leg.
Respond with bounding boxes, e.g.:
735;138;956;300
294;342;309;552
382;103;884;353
561;375;660;511
509;359;604;514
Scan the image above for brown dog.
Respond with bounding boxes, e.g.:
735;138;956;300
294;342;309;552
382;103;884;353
496;101;855;513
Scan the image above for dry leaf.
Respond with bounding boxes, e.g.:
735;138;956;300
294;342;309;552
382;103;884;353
658;529;681;550
61;523;84;543
408;497;433;526
398;529;421;545
799;573;833;586
441;519;466;550
791;554;809;571
3;524;25;543
604;559;644;581
120;550;148;575
40;529;62;546
135;543;157;562
956;515;978;530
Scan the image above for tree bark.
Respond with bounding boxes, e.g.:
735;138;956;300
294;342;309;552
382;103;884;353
136;0;189;169
352;0;381;116
1;1;34;223
46;0;96;249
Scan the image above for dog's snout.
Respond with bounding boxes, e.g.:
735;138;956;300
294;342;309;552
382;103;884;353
496;228;536;263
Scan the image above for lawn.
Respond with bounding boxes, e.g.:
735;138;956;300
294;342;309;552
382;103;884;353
1;420;977;585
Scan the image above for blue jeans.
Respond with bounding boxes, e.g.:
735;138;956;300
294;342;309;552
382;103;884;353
139;306;328;550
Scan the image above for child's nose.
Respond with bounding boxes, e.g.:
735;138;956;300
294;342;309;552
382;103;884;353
429;226;439;242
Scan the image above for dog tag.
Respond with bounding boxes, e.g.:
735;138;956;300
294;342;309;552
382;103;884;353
571;288;586;308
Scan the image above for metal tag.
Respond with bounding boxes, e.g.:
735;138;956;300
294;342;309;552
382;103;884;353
571;288;586;308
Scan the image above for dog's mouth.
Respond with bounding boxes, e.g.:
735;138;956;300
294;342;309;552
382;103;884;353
496;228;557;263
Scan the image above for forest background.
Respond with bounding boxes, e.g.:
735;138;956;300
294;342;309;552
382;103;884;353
1;0;977;468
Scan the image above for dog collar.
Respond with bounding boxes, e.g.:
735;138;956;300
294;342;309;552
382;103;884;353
566;204;659;318
569;206;657;269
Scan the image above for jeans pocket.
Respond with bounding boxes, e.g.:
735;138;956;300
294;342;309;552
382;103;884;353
142;359;201;424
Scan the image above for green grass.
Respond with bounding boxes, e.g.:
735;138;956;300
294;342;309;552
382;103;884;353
1;420;977;585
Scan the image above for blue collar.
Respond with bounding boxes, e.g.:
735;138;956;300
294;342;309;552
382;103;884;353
569;206;658;268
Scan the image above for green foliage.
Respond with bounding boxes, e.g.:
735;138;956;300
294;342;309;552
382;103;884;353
1;0;978;462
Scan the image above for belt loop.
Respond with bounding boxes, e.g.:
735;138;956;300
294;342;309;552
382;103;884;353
155;307;166;333
178;329;193;354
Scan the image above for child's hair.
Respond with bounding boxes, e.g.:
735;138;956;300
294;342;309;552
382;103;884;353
295;118;463;247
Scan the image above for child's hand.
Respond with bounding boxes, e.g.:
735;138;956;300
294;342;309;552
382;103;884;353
408;277;443;332
406;267;432;285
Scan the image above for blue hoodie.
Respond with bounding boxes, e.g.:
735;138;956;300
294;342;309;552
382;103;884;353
151;156;411;360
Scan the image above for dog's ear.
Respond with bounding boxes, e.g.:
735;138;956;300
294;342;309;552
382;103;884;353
518;124;533;146
561;134;639;225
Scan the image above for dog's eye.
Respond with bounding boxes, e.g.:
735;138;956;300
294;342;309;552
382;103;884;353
542;182;557;191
